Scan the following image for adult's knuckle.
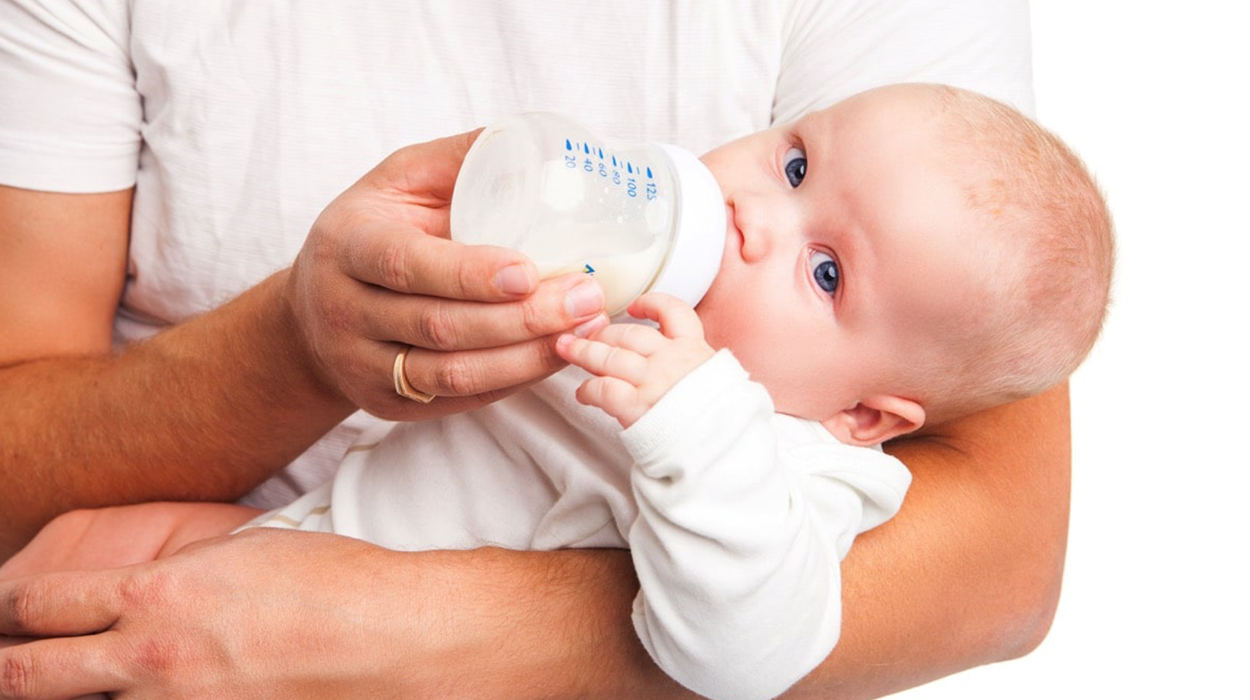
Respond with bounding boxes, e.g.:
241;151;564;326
519;298;552;337
377;241;412;291
4;583;41;637
453;259;477;300
320;296;355;335
308;206;359;258
434;356;479;396
118;569;176;610
307;222;341;263
417;306;458;351
1;648;36;699
133;635;186;676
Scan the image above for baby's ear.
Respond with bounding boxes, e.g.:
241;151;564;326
821;396;925;447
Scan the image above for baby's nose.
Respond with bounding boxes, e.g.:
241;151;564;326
736;197;791;263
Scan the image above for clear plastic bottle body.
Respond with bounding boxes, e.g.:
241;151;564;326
450;113;724;316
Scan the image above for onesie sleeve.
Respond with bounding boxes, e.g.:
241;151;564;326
0;0;141;192
774;0;1035;121
621;351;911;700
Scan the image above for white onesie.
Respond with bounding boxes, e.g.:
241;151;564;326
250;351;911;700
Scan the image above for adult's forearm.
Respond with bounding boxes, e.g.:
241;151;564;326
791;383;1072;699
390;546;694;700
435;385;1071;700
0;271;354;554
0;376;1070;698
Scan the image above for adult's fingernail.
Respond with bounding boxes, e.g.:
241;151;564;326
495;264;535;296
565;279;604;318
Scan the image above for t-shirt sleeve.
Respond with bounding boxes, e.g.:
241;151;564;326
0;0;141;192
774;0;1035;122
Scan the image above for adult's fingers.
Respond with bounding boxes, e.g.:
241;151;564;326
0;633;124;699
0;571;118;638
317;128;540;302
366;129;483;205
340;223;539;301
396;334;572;401
363;273;607;352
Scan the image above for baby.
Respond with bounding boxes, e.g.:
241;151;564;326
1;84;1112;700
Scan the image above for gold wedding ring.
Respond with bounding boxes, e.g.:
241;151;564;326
393;346;436;403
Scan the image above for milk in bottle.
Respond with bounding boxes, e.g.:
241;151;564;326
449;113;725;316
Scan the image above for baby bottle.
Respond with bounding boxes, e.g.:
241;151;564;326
449;113;726;316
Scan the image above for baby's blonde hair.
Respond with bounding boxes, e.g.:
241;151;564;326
913;85;1114;424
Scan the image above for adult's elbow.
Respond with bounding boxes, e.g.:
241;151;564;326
996;565;1063;661
975;536;1066;665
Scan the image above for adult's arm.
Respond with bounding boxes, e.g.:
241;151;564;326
0;383;1066;698
435;384;1070;700
808;383;1070;698
0;134;609;557
0;185;347;555
418;384;1069;700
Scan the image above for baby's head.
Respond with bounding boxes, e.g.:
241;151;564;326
695;83;1113;444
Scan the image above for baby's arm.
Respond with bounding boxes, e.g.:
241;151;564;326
0;502;261;580
628;356;908;700
555;293;714;428
560;293;908;700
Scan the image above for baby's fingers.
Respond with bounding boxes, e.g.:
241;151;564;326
628;293;705;340
590;322;666;356
556;335;647;385
574;376;647;428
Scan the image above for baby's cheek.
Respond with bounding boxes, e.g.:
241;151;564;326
740;351;837;420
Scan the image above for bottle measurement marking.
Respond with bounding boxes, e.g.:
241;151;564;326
565;139;657;199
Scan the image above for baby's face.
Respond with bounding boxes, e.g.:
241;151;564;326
694;87;992;434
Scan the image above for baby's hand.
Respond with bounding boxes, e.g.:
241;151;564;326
555;293;715;428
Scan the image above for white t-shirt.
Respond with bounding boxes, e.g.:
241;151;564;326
250;352;912;700
0;0;1034;508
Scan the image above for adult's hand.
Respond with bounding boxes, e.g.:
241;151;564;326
0;131;606;554
287;130;608;420
0;531;658;700
0;529;426;698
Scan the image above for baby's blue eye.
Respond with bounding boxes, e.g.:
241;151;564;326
810;251;839;295
783;147;806;188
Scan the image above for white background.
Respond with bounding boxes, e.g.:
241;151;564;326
895;2;1249;698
